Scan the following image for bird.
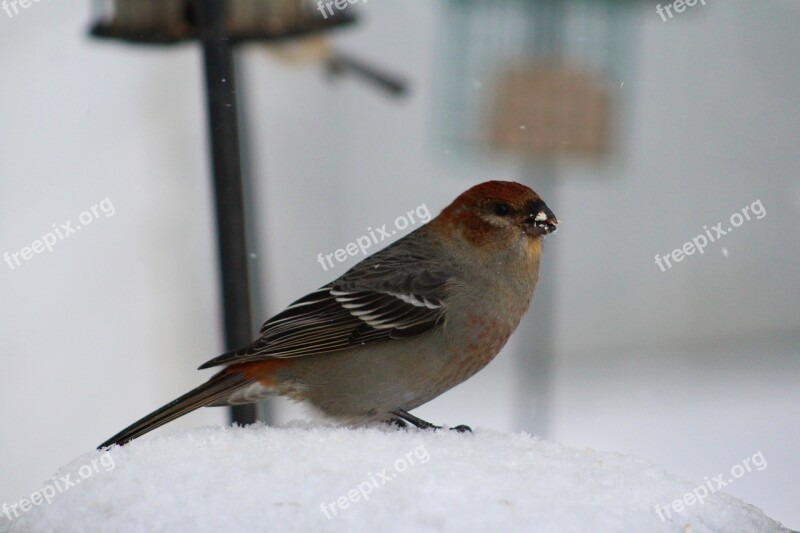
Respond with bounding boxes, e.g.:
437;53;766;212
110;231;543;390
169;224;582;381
99;181;558;448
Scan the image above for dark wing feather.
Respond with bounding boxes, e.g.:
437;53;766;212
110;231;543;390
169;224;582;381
198;231;450;369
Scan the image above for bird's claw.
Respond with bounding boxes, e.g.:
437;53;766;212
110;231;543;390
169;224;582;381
386;417;408;429
390;410;471;434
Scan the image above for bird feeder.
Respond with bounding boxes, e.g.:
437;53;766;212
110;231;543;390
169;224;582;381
90;0;355;44
439;0;637;158
87;0;363;428
491;63;610;156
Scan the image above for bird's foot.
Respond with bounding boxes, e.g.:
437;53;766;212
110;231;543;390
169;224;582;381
385;417;408;430
391;410;471;433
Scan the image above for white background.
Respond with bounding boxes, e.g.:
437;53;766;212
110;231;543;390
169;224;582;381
1;0;798;528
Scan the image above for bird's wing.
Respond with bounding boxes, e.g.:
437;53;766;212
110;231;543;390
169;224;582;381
198;233;450;369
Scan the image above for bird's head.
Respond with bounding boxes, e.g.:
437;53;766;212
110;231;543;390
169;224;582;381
435;181;558;253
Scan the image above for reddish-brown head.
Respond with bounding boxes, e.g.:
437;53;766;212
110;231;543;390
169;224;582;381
433;181;558;251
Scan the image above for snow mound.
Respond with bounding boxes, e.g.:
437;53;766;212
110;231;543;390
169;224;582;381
2;422;788;533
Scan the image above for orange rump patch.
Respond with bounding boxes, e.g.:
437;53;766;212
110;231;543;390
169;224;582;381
229;359;293;387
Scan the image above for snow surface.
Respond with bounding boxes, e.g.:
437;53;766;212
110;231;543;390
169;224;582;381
2;422;789;533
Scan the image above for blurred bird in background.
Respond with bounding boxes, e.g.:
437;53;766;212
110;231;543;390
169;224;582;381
100;181;558;448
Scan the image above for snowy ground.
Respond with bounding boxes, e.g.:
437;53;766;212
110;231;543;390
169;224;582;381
0;423;789;533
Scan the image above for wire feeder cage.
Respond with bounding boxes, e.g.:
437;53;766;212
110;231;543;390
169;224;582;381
438;0;639;159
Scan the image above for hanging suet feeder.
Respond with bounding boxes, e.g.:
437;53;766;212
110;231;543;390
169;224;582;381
439;0;639;158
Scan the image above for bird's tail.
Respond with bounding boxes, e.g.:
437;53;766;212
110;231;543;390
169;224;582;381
98;370;253;449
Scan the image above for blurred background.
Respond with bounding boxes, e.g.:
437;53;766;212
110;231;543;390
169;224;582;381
1;0;798;528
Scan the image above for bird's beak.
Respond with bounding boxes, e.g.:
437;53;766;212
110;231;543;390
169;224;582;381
525;205;558;236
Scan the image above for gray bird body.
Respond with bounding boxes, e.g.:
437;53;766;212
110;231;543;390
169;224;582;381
99;181;555;448
222;222;543;424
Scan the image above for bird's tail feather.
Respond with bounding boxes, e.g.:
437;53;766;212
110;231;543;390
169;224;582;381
98;370;253;449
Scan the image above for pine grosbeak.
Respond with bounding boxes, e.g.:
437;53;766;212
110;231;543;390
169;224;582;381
100;180;557;448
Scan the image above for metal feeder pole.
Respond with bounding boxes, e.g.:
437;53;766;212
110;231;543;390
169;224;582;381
90;0;405;429
194;0;256;427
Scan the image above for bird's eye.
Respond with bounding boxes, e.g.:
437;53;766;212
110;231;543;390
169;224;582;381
493;203;510;216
